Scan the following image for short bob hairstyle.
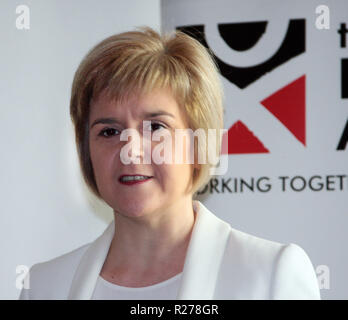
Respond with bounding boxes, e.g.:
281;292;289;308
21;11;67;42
70;26;224;200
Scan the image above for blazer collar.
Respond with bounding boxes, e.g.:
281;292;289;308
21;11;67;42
68;200;231;299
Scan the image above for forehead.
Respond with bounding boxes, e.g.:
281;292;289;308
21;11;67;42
89;87;188;123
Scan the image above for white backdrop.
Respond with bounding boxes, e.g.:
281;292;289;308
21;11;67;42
0;0;160;300
162;0;348;300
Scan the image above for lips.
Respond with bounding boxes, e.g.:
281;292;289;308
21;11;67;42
118;174;153;185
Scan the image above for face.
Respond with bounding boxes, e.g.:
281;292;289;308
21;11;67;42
88;87;196;218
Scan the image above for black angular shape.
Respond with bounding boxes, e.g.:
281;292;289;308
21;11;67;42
177;19;305;89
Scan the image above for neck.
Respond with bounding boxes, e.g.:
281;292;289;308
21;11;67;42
105;196;197;273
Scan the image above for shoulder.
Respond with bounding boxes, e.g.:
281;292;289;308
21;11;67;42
219;226;286;292
269;241;321;299
225;226;288;266
215;226;320;299
18;242;91;300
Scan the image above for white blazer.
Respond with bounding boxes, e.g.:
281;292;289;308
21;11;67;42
18;200;321;300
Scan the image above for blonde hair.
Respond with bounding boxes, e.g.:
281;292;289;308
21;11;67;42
70;26;224;200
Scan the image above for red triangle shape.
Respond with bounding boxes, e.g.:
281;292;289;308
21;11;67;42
221;120;269;154
260;75;306;146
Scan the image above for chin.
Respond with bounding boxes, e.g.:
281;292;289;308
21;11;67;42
112;197;154;217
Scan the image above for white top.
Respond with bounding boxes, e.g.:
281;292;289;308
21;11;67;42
91;272;183;300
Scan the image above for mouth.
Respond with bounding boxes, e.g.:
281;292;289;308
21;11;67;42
118;174;153;185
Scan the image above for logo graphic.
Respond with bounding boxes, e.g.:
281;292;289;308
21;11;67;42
177;19;306;154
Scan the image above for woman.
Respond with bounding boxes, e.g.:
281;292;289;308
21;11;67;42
19;26;320;300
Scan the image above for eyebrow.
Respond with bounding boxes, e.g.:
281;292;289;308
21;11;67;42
90;111;175;129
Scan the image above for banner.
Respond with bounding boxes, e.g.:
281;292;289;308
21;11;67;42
162;0;348;299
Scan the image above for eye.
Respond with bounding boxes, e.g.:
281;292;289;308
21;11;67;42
149;121;166;132
98;127;120;138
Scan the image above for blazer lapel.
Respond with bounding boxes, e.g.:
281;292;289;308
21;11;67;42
176;200;231;299
68;200;231;300
67;221;115;299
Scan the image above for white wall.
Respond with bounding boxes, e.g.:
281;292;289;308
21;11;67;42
0;0;160;300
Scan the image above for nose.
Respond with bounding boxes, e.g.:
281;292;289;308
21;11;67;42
119;129;148;165
129;134;143;159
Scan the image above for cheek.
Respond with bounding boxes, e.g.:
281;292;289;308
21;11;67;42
89;141;117;180
172;131;195;165
160;161;192;182
155;131;194;178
